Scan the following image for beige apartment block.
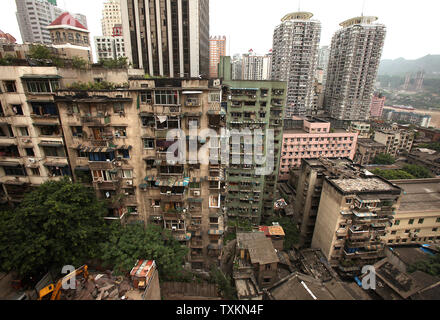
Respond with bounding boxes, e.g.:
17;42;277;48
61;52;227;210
374;129;415;158
311;162;402;275
354;138;387;166
384;179;440;246
0;66;67;203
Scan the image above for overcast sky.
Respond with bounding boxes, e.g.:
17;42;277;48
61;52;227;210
2;0;440;61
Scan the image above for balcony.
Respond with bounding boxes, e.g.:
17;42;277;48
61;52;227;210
184;97;201;107
81;115;110;126
95;180;119;190
190;239;203;248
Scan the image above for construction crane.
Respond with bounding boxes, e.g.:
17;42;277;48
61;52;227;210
38;265;89;300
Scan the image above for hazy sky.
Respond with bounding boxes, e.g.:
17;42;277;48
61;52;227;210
2;0;440;61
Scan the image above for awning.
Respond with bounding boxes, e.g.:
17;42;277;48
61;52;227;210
182;91;203;95
174;177;190;187
117;145;132;150
45;162;68;167
78;145;114;153
0;161;21;167
39;141;64;147
21;74;61;79
0;142;16;147
208;229;224;235
75;166;90;172
33;123;59;126
353;212;377;218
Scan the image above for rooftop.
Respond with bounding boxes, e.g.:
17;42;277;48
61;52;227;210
393;179;440;212
357;138;386;148
265;272;355;300
330;177;400;194
236;232;279;265
48;12;88;31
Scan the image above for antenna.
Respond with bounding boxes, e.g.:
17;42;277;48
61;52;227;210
298;0;301;11
361;0;366;16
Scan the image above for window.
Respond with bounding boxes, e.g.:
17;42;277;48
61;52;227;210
391;231;397;235
209;194;220;208
4;81;16;92
140;91;152;103
122;169;133;178
118;149;130;159
67;104;80;114
143;138;154;149
433;228;438;232
437;218;440;223
18;127;29;137
408;219;414;225
26;79;59;93
418;219;424;224
113;103;124;113
3;165;26;176
12;105;23;115
154;90;179;105
208;92;220;102
71;126;83;137
31;167;40;176
114;127;127;137
395;220;400;226
25;148;35;156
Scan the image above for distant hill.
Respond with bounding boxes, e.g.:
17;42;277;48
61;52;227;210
378;55;440;77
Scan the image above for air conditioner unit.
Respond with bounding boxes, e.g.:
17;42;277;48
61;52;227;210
29;158;35;163
171;226;177;231
76;133;83;138
193;191;200;196
126;180;133;185
96;178;104;183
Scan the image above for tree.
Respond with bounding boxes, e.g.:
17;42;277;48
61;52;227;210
99;223;189;281
408;254;440;277
372;168;415;180
373;153;396;165
402;164;432;179
71;56;88;70
28;44;53;60
263;216;300;250
0;178;108;278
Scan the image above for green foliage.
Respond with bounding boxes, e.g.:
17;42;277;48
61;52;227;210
264;216;300;250
99;223;189;280
0;178;108;278
372;169;415;180
223;232;236;245
71;56;88;70
419;142;440;152
98;57;128;69
208;265;237;300
227;219;253;232
67;81;125;90
28;44;53;60
408;254;440;277
0;55;19;66
402;164;432;179
373;153;396;165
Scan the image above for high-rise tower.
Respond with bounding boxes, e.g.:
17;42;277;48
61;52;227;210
121;0;209;78
324;16;386;121
271;12;321;118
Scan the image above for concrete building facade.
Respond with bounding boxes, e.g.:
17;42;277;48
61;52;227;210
121;0;210;78
47;12;92;62
370;92;386;118
241;51;272;81
279;117;358;181
373;129;415;158
208;36;226;78
15;0;87;45
219;56;286;226
101;0;122;37
271;12;321;118
354;138;387;166
324;16;386;121
384;179;440;246
310;160;402;275
95;35;126;61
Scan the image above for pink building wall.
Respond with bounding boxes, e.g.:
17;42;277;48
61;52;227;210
370;94;386;118
279;121;358;181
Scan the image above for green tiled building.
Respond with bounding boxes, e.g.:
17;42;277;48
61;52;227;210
219;57;286;229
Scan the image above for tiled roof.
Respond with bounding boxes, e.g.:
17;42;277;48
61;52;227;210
49;12;87;30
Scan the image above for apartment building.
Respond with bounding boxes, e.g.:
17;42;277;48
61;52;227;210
324;16;386;121
47;12;92;62
101;0;122;37
240;51;272;81
271;12;321;118
382;109;431;128
121;0;210;78
384;179;440;246
279;117;357;181
95;34;126;61
15;0;87;45
310;159;402;275
219;56;286;226
349;122;371;139
0;66;67;204
374;129;415;158
354;138;387;166
0;31;17;45
317;45;330;86
209;36;226;78
370;92;386;118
